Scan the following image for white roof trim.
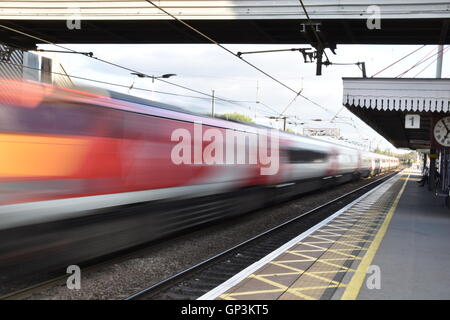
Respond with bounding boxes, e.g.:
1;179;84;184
1;1;450;20
343;78;450;112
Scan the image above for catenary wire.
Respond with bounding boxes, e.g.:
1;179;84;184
0;23;278;116
1;60;279;117
396;45;445;78
1;21;349;127
371;45;426;77
413;46;449;78
141;0;335;116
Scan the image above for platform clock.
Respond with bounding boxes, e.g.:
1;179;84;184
433;117;450;147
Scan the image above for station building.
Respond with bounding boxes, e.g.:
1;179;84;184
343;77;450;204
0;44;71;87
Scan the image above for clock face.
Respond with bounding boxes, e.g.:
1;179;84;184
434;117;450;147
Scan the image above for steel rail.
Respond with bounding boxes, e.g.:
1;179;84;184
125;171;399;300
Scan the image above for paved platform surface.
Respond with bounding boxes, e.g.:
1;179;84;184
356;170;450;300
199;170;450;300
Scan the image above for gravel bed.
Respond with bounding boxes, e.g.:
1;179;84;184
24;175;387;300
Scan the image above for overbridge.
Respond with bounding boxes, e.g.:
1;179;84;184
0;1;450;49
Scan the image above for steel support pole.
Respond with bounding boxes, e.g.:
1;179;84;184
429;149;436;191
436;44;444;78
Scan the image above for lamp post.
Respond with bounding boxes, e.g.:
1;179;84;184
268;116;288;131
130;72;177;83
211;90;215;118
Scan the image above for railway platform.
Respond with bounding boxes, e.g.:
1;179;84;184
199;169;450;300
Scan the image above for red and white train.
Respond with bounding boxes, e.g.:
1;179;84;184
0;79;399;228
0;80;398;273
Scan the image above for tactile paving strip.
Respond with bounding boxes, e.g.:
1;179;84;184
217;174;405;300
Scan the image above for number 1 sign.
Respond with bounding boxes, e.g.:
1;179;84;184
405;114;420;129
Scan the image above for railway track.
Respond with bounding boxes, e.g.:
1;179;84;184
126;171;399;300
0;171;398;300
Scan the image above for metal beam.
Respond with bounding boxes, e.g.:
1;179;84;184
438;19;450;44
1;18;449;46
2;1;450;20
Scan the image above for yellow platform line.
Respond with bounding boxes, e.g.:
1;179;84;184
258;269;351;278
312;259;356;272
299;241;365;251
250;274;317;300
305;240;372;244
269;262;341;286
341;172;410;300
309;235;371;244
273;257;362;264
219;295;238;300
319;228;374;237
288;249;363;260
293;284;347;292
310;234;370;241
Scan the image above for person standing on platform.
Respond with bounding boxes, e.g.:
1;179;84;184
418;166;429;187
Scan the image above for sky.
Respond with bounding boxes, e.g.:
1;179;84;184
38;43;449;154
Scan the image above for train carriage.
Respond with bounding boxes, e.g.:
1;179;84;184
0;80;399;275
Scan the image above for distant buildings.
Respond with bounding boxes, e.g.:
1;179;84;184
0;44;71;86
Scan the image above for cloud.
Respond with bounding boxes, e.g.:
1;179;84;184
38;43;448;152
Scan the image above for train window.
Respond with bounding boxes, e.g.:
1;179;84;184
109;90;194;115
0;100;124;138
288;148;328;164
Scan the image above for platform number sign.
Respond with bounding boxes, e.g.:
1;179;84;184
405;114;420;129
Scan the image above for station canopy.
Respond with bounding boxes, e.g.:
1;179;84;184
342;77;450;151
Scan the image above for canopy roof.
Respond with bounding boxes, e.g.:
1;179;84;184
343;77;450;150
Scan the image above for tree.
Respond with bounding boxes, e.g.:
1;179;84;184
219;113;255;124
373;147;394;157
397;151;418;165
285;128;297;135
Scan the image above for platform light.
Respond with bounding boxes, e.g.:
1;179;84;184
131;72;177;82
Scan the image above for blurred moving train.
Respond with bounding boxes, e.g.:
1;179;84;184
0;80;399;279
